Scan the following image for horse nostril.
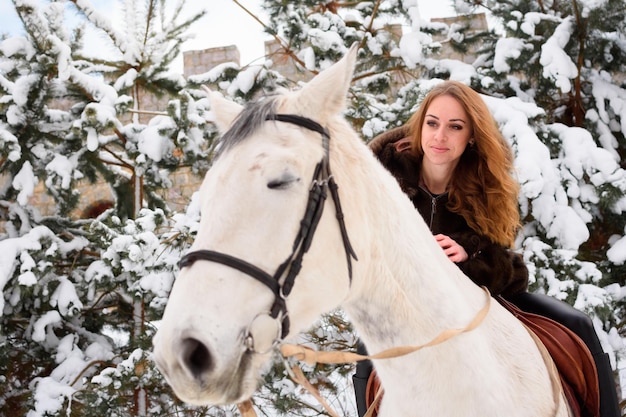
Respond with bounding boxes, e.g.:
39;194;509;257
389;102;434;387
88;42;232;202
181;338;213;378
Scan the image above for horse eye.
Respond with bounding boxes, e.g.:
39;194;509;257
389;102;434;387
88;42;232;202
267;173;300;190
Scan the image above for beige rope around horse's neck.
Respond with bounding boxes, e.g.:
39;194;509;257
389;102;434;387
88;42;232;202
281;286;491;365
238;286;492;417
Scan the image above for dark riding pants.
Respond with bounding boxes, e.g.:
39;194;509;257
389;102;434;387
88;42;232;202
353;340;372;417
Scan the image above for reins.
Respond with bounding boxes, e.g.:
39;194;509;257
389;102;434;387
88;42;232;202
281;286;492;365
237;286;493;417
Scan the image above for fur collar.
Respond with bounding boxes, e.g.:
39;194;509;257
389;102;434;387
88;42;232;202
369;125;421;198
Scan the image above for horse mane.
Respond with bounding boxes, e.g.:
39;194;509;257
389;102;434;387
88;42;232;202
215;96;280;158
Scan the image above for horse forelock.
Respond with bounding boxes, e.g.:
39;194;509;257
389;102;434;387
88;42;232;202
215;97;280;159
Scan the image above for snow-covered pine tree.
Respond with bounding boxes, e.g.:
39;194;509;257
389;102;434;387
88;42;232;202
0;0;218;415
453;0;626;362
2;0;625;415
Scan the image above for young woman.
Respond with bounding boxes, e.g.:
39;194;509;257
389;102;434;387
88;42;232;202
353;80;619;417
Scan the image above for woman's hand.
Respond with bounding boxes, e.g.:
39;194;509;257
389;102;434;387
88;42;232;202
434;234;469;263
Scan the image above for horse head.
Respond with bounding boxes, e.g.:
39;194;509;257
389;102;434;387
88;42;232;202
152;45;362;406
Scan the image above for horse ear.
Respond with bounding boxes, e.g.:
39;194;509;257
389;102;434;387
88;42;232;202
294;43;358;120
203;86;243;133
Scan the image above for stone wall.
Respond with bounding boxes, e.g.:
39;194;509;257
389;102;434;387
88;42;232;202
431;13;488;64
184;45;241;77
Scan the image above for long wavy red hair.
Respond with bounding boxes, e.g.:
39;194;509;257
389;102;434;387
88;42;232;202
407;81;520;248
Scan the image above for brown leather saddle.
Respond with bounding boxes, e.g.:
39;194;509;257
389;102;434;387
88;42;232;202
496;296;599;417
364;297;600;417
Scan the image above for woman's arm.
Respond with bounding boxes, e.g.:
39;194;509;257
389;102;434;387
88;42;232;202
446;232;528;297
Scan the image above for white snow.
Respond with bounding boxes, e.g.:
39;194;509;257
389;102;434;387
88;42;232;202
45;154;83;190
32;310;63;342
12;161;38;206
137;119;175;163
494;38;530;73
540;17;578;93
607;235;626;265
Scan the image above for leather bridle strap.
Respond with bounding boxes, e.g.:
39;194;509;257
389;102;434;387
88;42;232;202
178;249;288;328
267;114;357;285
266;114;328;137
178;250;277;293
178;113;357;342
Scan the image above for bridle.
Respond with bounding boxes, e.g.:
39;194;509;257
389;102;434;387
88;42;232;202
178;114;358;352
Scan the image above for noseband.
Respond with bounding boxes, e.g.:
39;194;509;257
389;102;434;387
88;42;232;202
178;114;358;350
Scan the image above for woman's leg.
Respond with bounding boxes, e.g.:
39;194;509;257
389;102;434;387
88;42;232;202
353;340;373;417
508;292;621;417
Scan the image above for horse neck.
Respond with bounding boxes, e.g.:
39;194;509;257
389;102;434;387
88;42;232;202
331;130;487;352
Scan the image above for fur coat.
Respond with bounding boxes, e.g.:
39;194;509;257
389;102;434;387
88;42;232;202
369;125;528;297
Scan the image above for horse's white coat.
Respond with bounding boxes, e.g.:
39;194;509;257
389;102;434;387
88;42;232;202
152;45;570;416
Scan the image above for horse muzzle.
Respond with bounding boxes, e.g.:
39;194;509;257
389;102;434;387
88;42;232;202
152;329;258;406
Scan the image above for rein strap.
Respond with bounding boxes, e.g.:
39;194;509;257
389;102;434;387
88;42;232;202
281;286;492;365
278;286;492;417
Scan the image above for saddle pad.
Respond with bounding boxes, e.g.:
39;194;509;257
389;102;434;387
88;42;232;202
365;368;382;416
496;296;600;417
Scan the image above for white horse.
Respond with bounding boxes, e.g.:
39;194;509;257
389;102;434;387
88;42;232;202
152;45;570;417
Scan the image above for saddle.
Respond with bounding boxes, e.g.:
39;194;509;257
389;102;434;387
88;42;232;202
496;296;600;417
364;297;600;417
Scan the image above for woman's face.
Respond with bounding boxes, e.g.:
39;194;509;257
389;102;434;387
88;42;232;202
421;94;473;170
